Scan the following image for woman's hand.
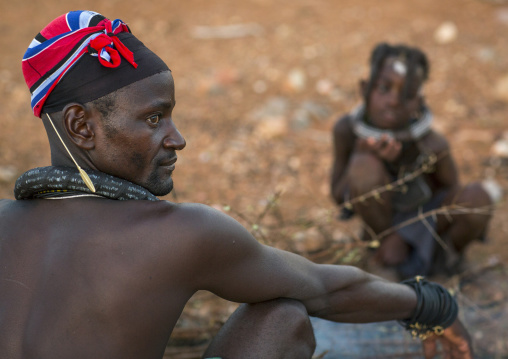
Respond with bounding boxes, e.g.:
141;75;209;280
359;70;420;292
357;134;402;162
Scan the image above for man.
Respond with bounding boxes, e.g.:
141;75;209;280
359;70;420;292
331;43;492;279
1;11;471;358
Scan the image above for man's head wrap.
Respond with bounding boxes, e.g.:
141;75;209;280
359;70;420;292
22;10;170;118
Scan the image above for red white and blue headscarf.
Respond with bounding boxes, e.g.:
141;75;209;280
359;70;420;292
23;10;169;117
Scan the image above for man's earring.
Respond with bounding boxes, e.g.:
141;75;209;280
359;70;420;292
46;113;96;193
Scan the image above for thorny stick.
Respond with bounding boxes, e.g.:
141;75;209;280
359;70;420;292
341;151;447;211
374;203;495;243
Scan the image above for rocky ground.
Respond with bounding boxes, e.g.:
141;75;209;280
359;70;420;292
1;0;508;357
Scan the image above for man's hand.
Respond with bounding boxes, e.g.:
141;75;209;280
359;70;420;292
357;134;402;162
422;319;473;359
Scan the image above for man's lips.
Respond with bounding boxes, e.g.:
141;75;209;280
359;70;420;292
159;156;177;170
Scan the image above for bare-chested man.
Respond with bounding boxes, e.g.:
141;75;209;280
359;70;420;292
1;11;472;359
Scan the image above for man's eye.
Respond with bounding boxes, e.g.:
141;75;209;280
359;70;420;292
147;115;161;125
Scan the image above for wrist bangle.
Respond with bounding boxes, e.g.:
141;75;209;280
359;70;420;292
398;276;458;340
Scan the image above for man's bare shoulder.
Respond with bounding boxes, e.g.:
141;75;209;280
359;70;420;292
0;198;230;244
115;200;250;252
131;200;235;233
0;198;32;219
0;198;256;278
125;200;263;292
0;198;14;207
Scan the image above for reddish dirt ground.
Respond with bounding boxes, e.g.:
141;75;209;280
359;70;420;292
2;0;508;357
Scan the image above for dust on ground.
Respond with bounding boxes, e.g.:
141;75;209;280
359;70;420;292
1;0;508;357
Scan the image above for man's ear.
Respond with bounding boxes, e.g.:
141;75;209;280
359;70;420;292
63;104;96;150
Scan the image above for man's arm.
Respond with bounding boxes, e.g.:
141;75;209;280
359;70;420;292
166;202;471;357
176;202;416;323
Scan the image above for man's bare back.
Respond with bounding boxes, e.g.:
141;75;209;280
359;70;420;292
1;197;360;358
0;198;200;358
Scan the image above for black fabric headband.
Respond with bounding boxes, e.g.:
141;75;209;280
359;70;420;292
42;32;170;114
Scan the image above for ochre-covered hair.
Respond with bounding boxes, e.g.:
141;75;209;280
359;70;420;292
364;42;429;103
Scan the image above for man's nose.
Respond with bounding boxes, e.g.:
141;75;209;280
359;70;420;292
163;121;186;150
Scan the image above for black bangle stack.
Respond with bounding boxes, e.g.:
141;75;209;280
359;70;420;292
398;276;458;340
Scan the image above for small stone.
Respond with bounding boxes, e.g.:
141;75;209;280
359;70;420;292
496;8;508;25
266;68;281;81
473;330;484;340
255;116;288;139
301;101;330;121
275;24;292;39
491;133;508;158
249;97;289;121
316;79;334;95
290;108;311;130
329;88;346;102
303;45;320;59
434;21;458;44
198;151;212;163
495;74;508;102
288;156;301;171
444;99;467;116
253;80;267;94
286;68;306;92
476;47;496;63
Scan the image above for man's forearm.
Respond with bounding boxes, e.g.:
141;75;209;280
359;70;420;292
304;265;417;323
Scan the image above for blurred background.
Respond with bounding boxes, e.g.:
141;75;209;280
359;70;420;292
1;0;508;357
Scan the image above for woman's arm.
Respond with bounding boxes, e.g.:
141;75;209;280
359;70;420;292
331;116;356;205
